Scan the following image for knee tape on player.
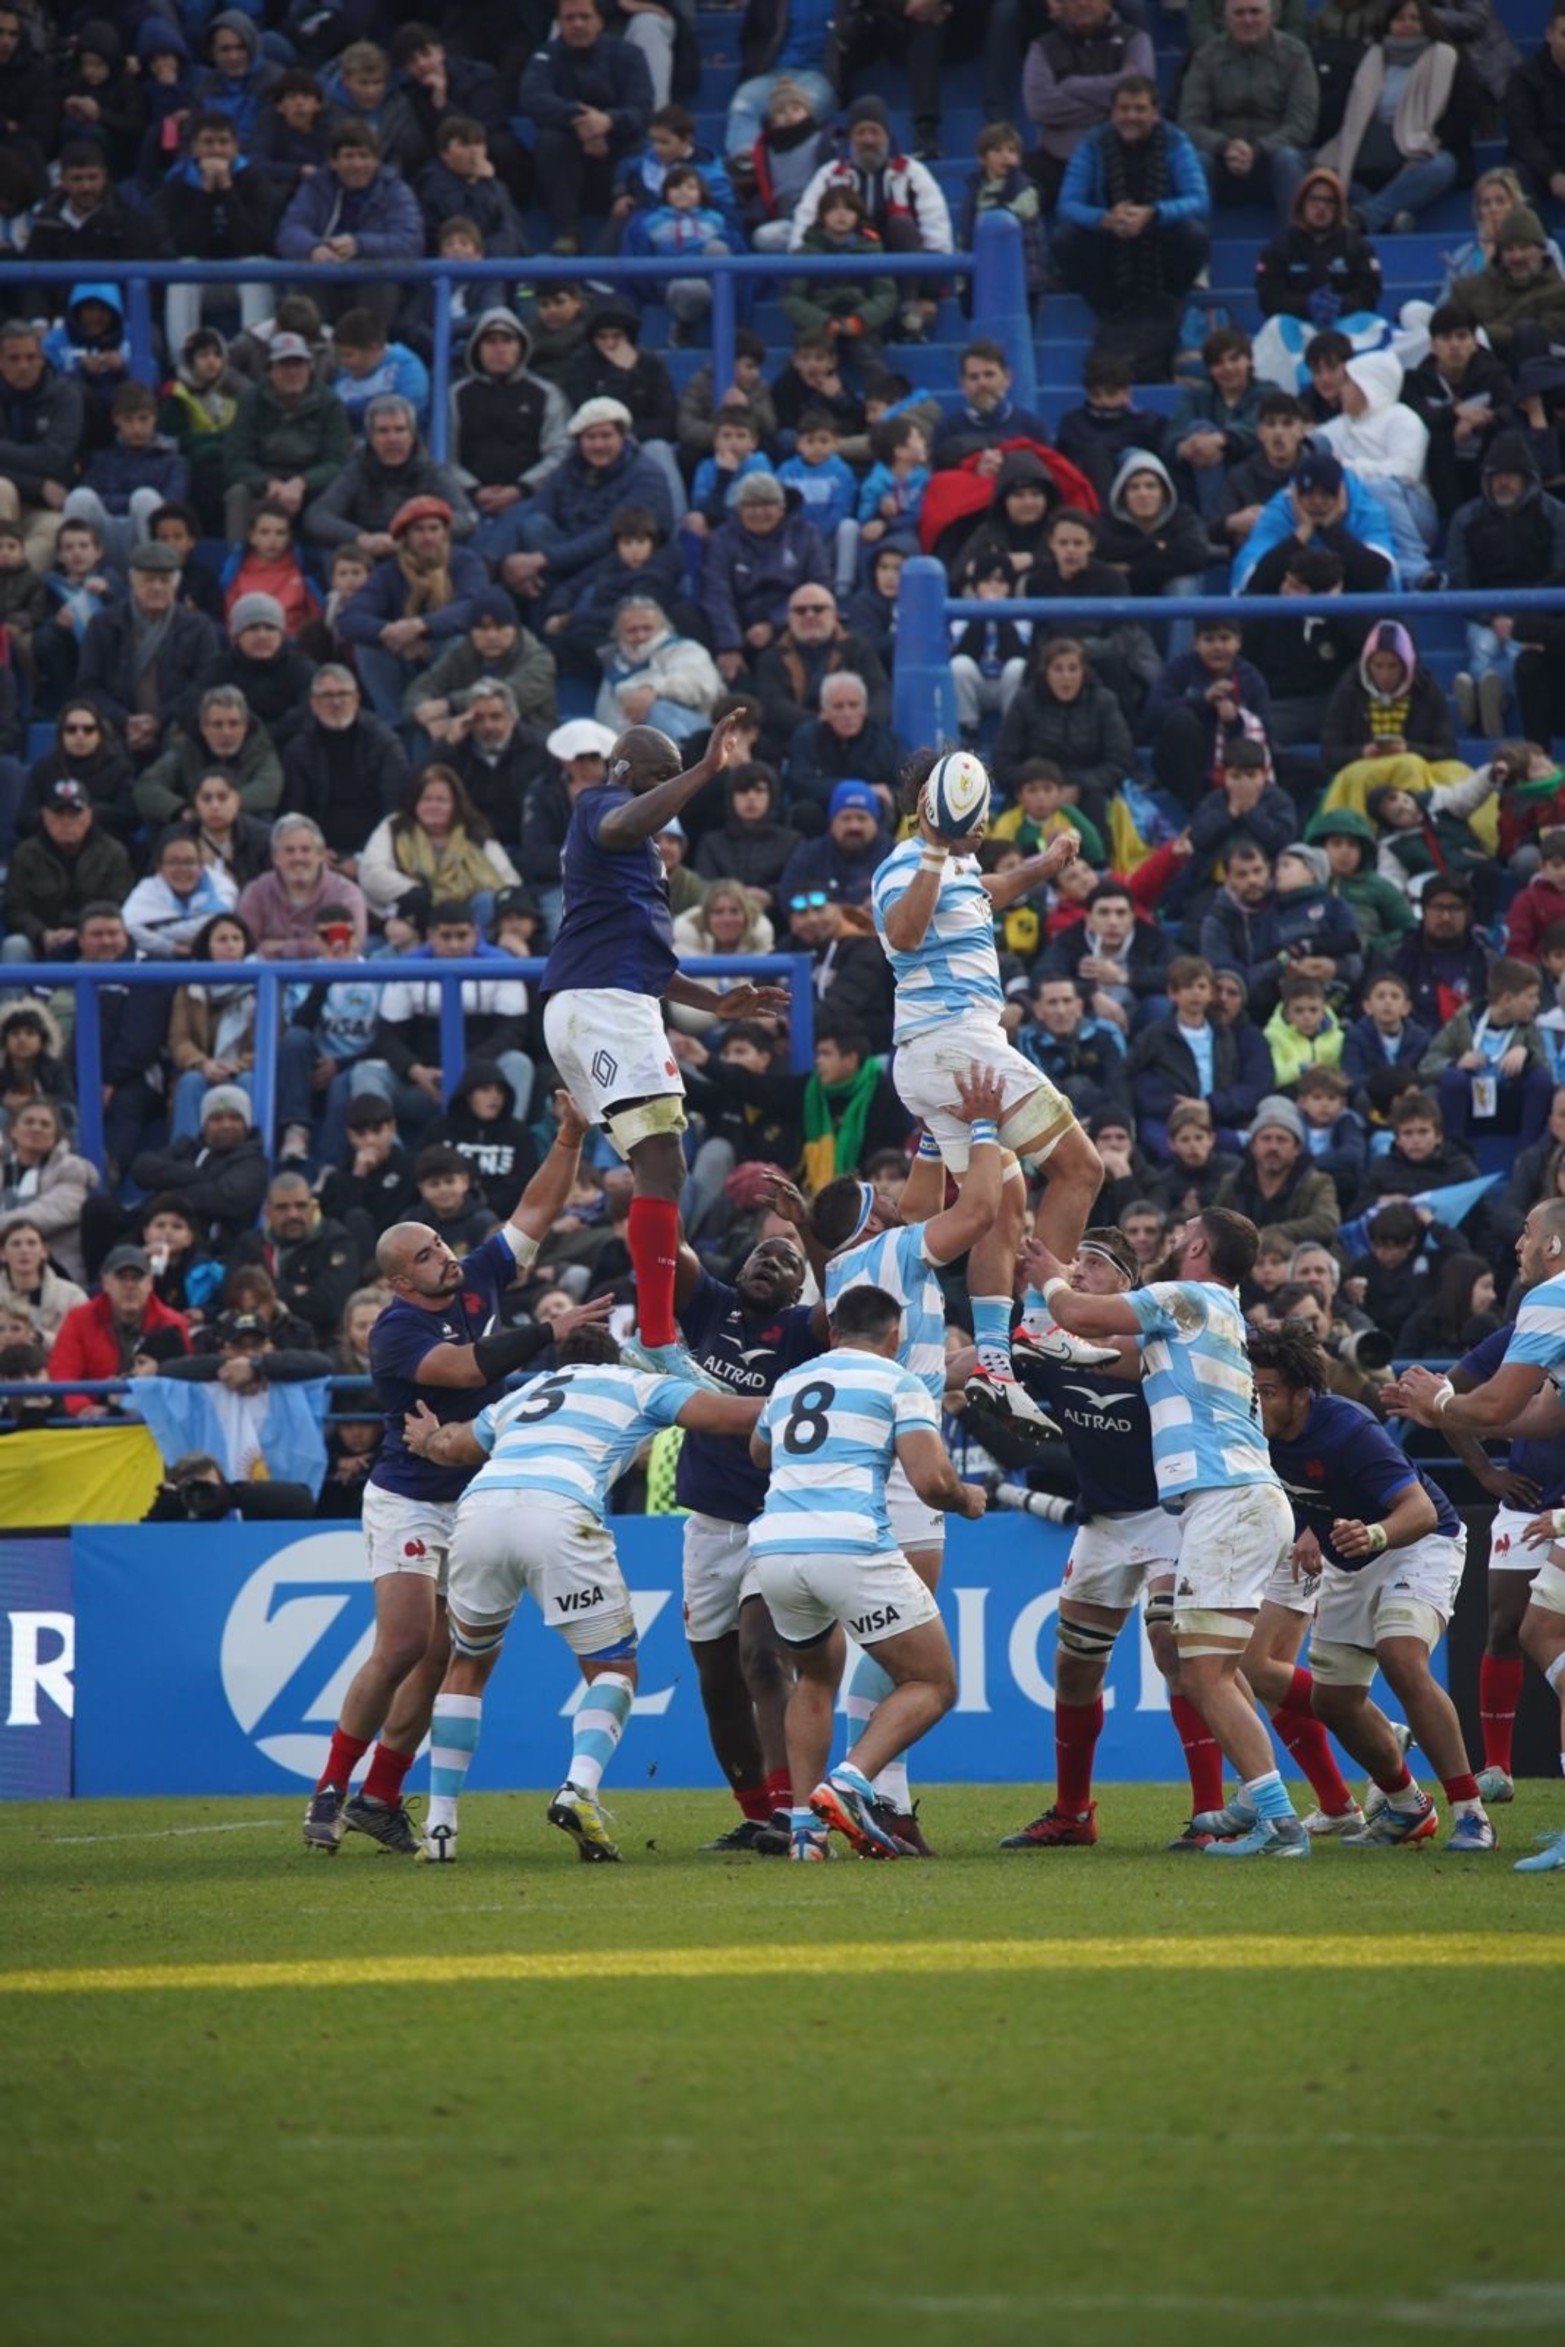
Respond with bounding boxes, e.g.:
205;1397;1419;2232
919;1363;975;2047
1173;1607;1253;1657
563;1605;638;1659
1144;1589;1175;1630
583;1628;639;1665
1374;1598;1444;1651
606;1094;688;1154
1057;1615;1120;1660
450;1615;509;1658
1308;1638;1378;1689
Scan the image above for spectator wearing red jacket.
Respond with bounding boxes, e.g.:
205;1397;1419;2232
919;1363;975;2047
1506;828;1565;962
48;1243;190;1416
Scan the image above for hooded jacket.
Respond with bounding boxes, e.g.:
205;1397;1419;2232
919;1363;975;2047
59;21;145;181
1317;349;1429;487
693;769;803;898
1319;621;1458;776
159;327;244;474
427;1062;540;1216
952;448;1066;582
276;156;423;265
450;308;569;493
1301;805;1416;947
1445;429;1565;591
1401;338;1515;518
1255;167;1383;321
562;306;679;448
1095;449;1211;594
192;10;280;142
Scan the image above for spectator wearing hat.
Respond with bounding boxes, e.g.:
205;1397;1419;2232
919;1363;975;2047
405;592;558;745
49;1243;190;1418
3;779;134;962
222;331;354;546
334;495;490;729
517;0;656;252
777;779;893;908
1445;430;1565;740
279;667;409;875
564;300;679;460
237;814;370;960
182;592;317;751
76;543;220;765
130;1082;269;1249
150;1306;332;1397
703;471;831;685
790;95;954;339
650;813;706;922
518;718;616;938
275;120;422;323
783;671;903;817
303;393;476;558
1452;204;1565;360
1213;1092;1341;1245
451;311;572;562
317;1091;418;1252
1232;445;1397;593
495;397;675;603
1388;876;1494;1034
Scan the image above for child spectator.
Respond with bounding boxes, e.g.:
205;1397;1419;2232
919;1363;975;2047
518;281;590;388
1344;1196;1428;1342
993;760;1107;867
249;68;329;204
1219;390;1310;550
411;1143;498;1251
772;331;869;454
738;79;827;252
621;163;733;343
331;308;431;431
1148;1100;1241;1221
418;115;528;256
949;556;1032;743
687;411;776;539
158;328;243;537
427;1061;539;1218
36;520;117;710
133;18;197;188
1421;955;1556;1143
1053;353;1164;508
1494;739;1565;869
64;381;188;567
777;409;860;591
1166;326;1262;522
1507;827;1565;962
691;763;801;908
845;543;905;664
221;501;321;641
856;416;930;553
42;284;129;441
781;187;897;354
1269;840;1363;1003
1303;805;1416;951
1144;616;1273;813
1353;1087;1481;1211
563;301;677;453
676;332;779;462
322;543;373;640
959;122;1045;307
407;215;494;369
1366;776;1496;903
545;504;685;673
611;102;738;239
1295;1064;1367;1202
1265;971;1345;1091
1097;451;1210;598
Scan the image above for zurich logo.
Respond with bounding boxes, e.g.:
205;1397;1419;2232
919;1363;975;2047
219;1533;374;1781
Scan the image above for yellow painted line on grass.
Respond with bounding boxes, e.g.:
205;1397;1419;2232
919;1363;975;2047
0;1933;1558;1997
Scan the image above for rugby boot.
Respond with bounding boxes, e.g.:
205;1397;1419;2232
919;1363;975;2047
1000;1803;1098;1849
343;1791;421;1855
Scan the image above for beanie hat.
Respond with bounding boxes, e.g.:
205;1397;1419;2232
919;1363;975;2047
1278;840;1330;888
1251;1094;1305;1146
201;1083;250;1126
229;592;286;637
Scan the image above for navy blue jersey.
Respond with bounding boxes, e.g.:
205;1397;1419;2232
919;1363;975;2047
1459;1323;1565;1507
541;786;676;999
1022;1357;1159;1519
1268;1391;1462;1570
674;1272;823;1524
368;1230;517;1503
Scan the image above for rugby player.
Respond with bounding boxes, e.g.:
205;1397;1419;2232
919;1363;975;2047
302;1094;608;1855
995;1228;1230;1853
671;1229;826;1852
540;712;788;1383
1035;1207;1309;1858
1251;1326;1494;1852
404;1325;762;1863
871;753;1107;1428
1395;1198;1565;1872
750;1284;985;1860
777;1064;1006;1853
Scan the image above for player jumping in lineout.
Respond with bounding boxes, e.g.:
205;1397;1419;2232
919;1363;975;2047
540;711;788;1384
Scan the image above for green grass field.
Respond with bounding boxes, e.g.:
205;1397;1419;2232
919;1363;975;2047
2;1782;1562;2347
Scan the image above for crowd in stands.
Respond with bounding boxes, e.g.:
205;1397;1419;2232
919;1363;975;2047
0;0;1563;1502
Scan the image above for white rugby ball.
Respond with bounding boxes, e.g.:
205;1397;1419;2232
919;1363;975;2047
922;750;992;842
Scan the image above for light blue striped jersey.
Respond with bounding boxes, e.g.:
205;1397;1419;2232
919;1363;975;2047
470;1364;693;1518
825;1220;947;1400
1125;1280;1276;1503
871;837;1005;1045
752;1348;941;1557
1503;1274;1565;1378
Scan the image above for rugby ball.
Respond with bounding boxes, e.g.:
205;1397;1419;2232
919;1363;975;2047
922;750;992;842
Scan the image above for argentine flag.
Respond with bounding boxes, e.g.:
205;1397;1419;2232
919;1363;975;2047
131;1377;331;1495
1336;1174;1500;1260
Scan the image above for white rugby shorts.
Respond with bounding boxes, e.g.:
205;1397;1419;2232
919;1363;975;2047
448;1488;636;1656
755;1544;941;1650
1262;1542;1322;1618
1311;1529;1466;1670
1064;1506;1182;1612
887;1458;944;1562
1171;1482;1296;1615
892;1017;1073;1172
1488;1505;1544;1576
682;1511;764;1643
543;987;685;1125
363;1483;457;1589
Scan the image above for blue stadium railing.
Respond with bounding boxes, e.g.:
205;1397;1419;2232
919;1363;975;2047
14;210;1036;454
10;952;815;1172
891;557;1565;749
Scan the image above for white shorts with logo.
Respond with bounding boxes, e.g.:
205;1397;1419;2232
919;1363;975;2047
1172;1481;1296;1615
755;1543;941;1650
447;1487;637;1656
887;1459;944;1561
682;1511;765;1643
1064;1506;1182;1611
1262;1544;1322;1617
892;1016;1073;1173
363;1482;457;1589
1312;1529;1466;1664
1488;1505;1544;1576
543;987;685;1126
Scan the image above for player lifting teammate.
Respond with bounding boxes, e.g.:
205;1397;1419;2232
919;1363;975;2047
540;714;788;1383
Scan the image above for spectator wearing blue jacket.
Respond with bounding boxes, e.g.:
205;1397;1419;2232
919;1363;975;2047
64;381;190;570
1053;76;1210;319
331;308;431;430
495;397;676;601
416;116;530;257
701;471;830;680
620;165;734;338
1232;444;1397;590
776;410;860;594
335;496;490;728
612;103;741;239
275;122;422;325
516;0;655;252
192;11;279;146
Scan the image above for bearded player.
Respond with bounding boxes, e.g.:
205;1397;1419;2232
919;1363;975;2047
871;749;1107;1431
541;713;788;1382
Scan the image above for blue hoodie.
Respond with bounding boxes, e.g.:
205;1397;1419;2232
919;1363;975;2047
41;281;129;379
1233;471;1400;590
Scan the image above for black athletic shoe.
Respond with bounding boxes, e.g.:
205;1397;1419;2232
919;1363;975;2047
752;1814;792;1856
342;1792;421;1855
881;1799;937;1858
302;1782;346;1853
701;1819;775;1853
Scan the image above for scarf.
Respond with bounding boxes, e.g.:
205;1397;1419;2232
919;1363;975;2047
1318;39;1456;181
397;538;454;619
185;977;254;1065
129;601;174;704
1104;125;1170;300
1381;35;1430;66
393;819;494;897
801;1058;882;1190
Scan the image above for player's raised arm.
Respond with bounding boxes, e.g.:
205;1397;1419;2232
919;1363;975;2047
594;711;747;851
896;1425;986;1520
1391;1359;1546;1433
1021;1234;1145;1341
508;1091;591;1247
980;828;1081;913
924;1064;1008;1265
403;1402;486;1466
